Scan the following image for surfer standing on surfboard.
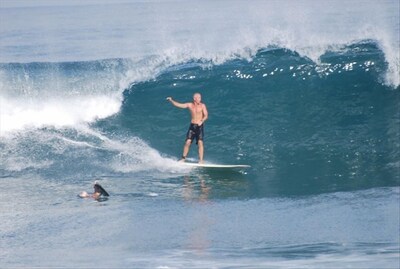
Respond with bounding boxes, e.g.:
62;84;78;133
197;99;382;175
166;93;208;163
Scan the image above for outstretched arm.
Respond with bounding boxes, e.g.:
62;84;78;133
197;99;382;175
166;97;189;109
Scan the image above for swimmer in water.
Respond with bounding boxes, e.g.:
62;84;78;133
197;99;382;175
79;181;109;199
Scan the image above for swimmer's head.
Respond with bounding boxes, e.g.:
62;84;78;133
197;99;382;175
93;181;109;197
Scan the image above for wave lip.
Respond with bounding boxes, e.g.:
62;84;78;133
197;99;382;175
1;0;398;87
0;59;131;136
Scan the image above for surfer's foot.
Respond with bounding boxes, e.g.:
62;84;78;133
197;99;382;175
179;156;186;162
198;160;204;164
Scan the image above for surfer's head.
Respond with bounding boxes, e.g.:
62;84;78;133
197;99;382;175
193;93;202;104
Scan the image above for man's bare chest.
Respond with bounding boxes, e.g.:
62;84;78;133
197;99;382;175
190;104;203;114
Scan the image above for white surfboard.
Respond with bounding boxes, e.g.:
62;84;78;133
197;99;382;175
180;162;250;169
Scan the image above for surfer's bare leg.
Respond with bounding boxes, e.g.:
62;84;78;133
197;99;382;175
198;140;204;163
180;139;191;162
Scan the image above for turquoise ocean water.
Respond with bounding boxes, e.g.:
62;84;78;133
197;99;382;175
1;0;399;268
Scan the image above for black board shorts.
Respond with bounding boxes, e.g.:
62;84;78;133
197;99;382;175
186;123;204;144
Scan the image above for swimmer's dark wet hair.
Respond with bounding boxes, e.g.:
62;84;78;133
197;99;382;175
94;181;110;197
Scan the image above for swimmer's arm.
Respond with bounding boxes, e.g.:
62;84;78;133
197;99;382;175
166;97;189;109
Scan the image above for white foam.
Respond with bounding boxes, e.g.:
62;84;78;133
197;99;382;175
0;95;121;135
107;136;191;175
0;124;189;176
